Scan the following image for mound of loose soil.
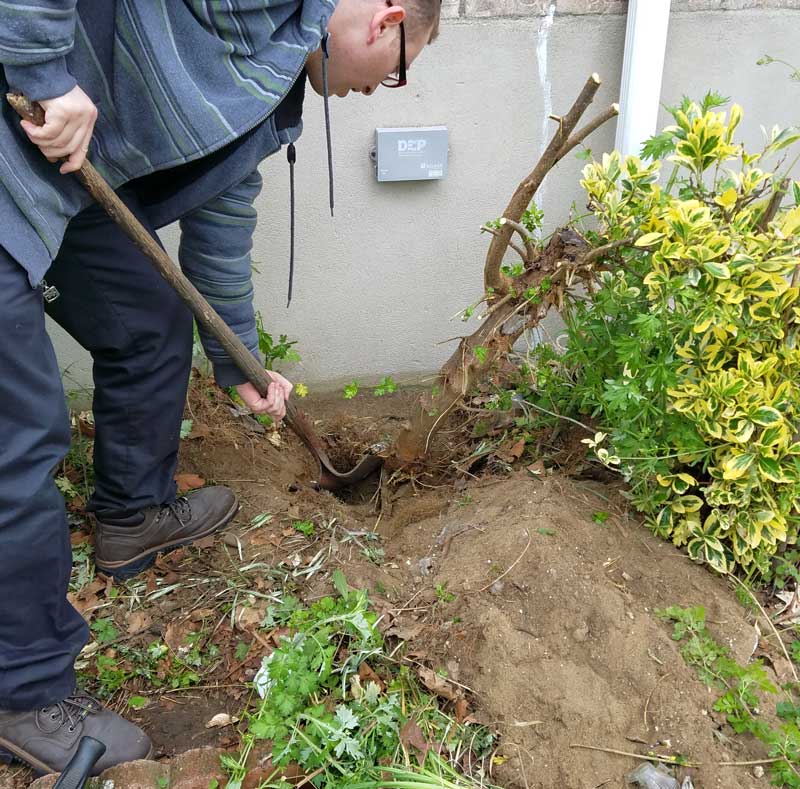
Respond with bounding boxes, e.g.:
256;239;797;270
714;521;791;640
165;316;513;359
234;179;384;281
1;382;779;789
178;384;773;788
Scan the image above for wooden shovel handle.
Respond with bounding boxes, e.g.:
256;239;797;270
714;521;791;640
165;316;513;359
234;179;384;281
6;92;330;463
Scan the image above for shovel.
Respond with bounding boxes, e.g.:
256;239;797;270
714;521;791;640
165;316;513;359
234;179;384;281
8;93;382;491
52;736;106;789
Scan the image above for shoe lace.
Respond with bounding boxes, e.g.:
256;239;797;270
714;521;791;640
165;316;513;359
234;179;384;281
163;496;192;527
41;692;100;733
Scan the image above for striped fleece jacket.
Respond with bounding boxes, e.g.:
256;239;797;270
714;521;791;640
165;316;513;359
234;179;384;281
0;0;336;385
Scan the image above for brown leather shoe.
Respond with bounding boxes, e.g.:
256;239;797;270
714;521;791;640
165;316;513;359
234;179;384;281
0;691;151;775
94;486;239;579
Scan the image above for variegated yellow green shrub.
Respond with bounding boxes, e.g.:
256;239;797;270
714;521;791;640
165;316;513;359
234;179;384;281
533;94;800;577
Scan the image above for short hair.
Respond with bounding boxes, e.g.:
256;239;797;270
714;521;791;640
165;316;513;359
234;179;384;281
405;0;441;42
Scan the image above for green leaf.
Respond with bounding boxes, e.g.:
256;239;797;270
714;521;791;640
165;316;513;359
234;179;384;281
757;456;787;483
474;346;488;364
128;695;148;710
635;232;665;248
722;453;755;480
701;90;731;112
180;419;193;439
343;381;360;400
702;260;731;279
373;376;397;397
750;406;782;426
331;569;351;598
641;131;676;160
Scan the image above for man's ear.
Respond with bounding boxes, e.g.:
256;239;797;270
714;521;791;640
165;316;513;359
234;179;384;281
366;4;406;45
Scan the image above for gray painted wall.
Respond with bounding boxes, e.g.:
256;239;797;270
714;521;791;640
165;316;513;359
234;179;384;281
49;5;800;392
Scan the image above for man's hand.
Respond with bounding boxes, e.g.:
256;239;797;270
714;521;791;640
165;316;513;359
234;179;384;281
236;373;293;421
20;85;97;174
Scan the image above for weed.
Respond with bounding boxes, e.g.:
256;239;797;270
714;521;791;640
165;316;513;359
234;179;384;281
592;511;610;525
79;631;218;699
373;376;397;397
660;605;800;786
343;381;360;400
292;520;315;537
222;571;498;789
255;313;301;371
361;545;385;566
70;542;95;593
435;583;456;604
91;617;119;645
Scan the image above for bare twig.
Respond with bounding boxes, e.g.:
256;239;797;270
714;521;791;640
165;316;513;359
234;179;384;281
500;217;537;261
485;73;605;293
757;177;790;232
643;672;672;731
481;226;529;264
581;237;633;265
728;574;799;683
570;743;700;768
475;531;532;593
556;103;620;162
571;744;783;769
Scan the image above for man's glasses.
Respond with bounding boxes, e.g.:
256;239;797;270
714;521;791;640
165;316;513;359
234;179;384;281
381;3;407;88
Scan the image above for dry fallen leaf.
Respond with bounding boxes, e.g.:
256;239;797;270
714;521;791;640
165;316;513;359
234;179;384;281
190;608;217;622
455;698;470;723
527;460;546;476
187;423;211;440
164;619;194;652
235;605;266;631
417;666;461;702
127;611;152;635
385;622;426;642
399;720;431;767
174;473;206;494
773;657;795;683
358;662;385;691
145;569;157;595
509;438;526;460
194;534;216;550
205;713;238;729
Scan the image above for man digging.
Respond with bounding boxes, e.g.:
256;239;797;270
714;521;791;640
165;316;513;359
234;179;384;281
0;0;440;776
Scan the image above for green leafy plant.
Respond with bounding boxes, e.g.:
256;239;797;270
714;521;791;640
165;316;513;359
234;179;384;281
79;632;217;699
222;572;497;789
292;519;315;537
343;381;360;400
524;95;800;577
435;583;456;604
757;54;800;83
255;312;301;371
373;376;397;397
659;605;800;786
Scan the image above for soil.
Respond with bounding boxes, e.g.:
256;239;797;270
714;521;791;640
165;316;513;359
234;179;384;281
0;378;783;788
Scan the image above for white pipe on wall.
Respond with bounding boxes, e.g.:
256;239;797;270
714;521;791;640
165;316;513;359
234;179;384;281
615;0;672;157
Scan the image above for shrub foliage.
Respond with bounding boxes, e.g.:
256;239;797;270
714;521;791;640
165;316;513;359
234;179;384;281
533;94;800;577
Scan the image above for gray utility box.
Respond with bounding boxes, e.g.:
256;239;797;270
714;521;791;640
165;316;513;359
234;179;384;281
373;126;448;182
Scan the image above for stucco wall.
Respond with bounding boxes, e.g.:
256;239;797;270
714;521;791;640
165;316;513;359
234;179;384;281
50;3;800;392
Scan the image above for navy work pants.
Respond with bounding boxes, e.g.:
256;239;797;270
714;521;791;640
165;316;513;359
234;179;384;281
0;189;193;709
